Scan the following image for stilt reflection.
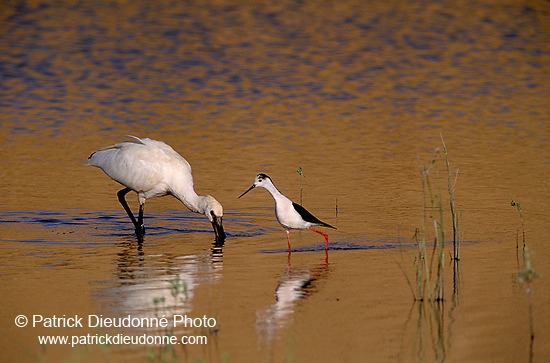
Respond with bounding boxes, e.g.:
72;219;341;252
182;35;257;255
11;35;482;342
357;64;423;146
256;254;330;346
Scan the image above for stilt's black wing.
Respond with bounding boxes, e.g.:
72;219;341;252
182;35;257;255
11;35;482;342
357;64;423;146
292;202;336;229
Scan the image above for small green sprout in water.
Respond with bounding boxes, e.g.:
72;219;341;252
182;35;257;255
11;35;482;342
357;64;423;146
511;200;522;212
153;296;166;307
297;166;305;204
147;276;191;363
518;246;538;285
511;200;526;248
169;275;189;304
518;245;537;362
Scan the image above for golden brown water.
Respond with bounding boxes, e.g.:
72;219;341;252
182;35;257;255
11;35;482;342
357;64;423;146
1;0;549;362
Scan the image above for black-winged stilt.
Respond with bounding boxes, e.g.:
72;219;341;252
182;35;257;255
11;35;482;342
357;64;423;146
239;173;335;252
88;136;225;241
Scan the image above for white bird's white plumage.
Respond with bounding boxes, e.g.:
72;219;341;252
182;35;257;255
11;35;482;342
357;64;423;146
88;136;225;240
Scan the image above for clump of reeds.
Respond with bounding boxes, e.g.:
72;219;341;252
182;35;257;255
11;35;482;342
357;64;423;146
401;134;460;303
441;134;460;261
417;148;444;302
396;136;462;362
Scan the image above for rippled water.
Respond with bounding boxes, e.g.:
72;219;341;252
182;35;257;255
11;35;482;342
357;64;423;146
1;0;549;362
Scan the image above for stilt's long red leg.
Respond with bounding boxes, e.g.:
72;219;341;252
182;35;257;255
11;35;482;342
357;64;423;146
309;227;329;251
285;230;292;253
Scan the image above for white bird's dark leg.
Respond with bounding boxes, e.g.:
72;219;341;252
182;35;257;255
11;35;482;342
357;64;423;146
117;188;144;236
137;203;145;235
309;227;330;251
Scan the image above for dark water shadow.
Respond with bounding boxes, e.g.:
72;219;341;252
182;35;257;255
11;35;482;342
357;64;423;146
260;239;478;254
0;209;268;245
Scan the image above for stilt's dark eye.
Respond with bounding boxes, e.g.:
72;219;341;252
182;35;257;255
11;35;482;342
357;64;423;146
210;210;215;217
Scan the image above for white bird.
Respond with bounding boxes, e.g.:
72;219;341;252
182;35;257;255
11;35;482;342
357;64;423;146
239;173;335;252
87;136;225;241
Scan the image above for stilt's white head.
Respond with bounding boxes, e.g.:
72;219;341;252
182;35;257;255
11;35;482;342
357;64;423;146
238;173;272;198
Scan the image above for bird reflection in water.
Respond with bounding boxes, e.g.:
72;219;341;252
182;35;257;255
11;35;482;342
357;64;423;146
96;239;224;336
256;256;330;346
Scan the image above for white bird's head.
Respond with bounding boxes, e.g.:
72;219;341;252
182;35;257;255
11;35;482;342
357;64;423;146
238;173;273;198
202;195;225;241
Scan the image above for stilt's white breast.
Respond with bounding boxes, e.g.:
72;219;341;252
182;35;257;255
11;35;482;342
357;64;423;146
274;196;309;230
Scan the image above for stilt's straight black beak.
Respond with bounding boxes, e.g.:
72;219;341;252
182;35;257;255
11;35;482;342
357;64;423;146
212;216;226;242
238;184;255;198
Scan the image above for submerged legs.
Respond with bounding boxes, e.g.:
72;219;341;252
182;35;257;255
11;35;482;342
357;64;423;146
117;187;145;238
286;228;330;252
285;230;292;253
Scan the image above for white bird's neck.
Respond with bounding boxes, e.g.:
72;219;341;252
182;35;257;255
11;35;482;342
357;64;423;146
171;185;207;215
